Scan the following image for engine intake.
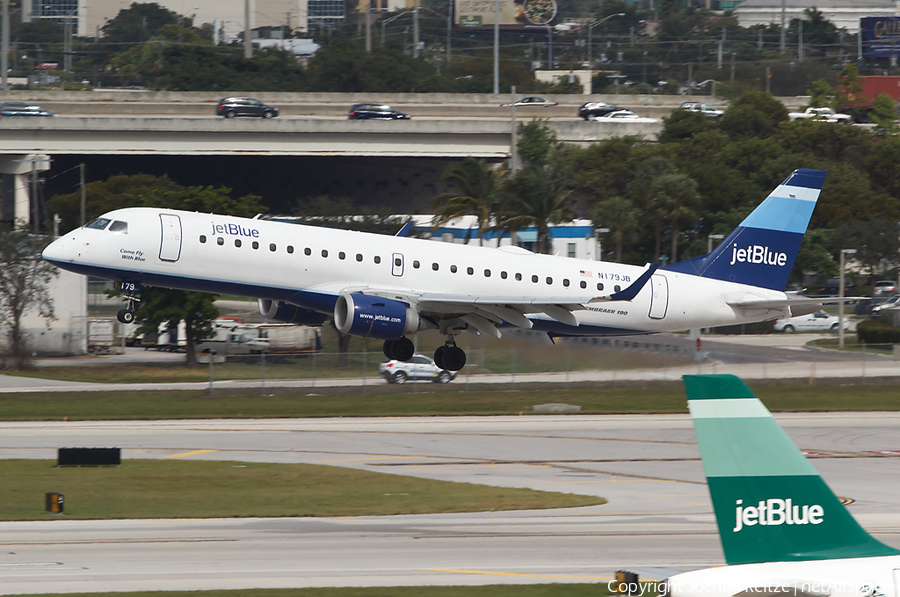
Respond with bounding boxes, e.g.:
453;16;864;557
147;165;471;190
258;299;328;326
334;293;419;340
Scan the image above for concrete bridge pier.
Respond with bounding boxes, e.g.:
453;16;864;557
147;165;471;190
0;154;51;229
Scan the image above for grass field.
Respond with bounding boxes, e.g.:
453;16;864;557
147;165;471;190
0;459;604;521
0;382;898;421
3;585;615;597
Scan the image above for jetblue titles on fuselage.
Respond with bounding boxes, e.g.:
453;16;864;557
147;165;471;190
212;221;260;238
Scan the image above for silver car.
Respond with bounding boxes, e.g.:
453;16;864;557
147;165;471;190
773;310;848;332
379;354;455;384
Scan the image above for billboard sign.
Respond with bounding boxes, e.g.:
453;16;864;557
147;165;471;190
455;0;558;29
861;16;900;58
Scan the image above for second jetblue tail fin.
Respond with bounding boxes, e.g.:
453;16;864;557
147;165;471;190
665;169;825;291
684;374;898;566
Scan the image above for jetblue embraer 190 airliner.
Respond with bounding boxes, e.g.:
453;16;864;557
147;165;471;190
42;168;828;371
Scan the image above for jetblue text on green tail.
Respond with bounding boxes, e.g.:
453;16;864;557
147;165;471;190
732;498;823;532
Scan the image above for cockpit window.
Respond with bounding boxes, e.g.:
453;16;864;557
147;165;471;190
109;221;128;233
85;217;111;230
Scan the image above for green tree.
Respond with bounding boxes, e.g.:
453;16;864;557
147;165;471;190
47;175;264;234
719;90;789;139
830;218;900;285
838;63;865;106
102;2;182;43
593;197;639;262
791;229;836;285
431;158;505;245
0;231;57;370
870;93;898;132
648;173;700;263
626;157;678;261
133;288;218;366
516;119;558;168
658;109;717;143
17;20;64;45
306;38;439;92
806;79;836;109
497;166;575;254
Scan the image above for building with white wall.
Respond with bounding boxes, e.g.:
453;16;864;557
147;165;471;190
0;269;89;356
734;0;900;32
411;215;604;260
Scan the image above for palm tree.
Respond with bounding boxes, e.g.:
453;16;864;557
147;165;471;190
496;166;575;255
430;158;505;245
593;196;638;263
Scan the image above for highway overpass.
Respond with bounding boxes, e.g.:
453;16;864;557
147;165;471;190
0;116;661;158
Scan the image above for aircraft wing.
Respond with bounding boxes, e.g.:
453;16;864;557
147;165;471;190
354;263;659;334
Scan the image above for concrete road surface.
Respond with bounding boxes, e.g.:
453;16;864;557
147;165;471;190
1;413;900;594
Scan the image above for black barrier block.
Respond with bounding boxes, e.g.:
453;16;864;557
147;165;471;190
58;448;121;466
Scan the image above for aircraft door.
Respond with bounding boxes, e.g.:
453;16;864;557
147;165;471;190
159;214;182;262
392;253;404;277
648;274;668;320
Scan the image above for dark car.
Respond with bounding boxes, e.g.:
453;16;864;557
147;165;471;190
855;296;890;316
0;102;54;117
817;278;856;296
216;97;279;119
348;104;411;120
578;101;619;120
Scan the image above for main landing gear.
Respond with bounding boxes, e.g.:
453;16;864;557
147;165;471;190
116;283;141;324
381;337;467;372
383;337;415;362
434;341;466;372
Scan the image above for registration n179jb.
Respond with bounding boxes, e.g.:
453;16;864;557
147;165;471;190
42;168;827;371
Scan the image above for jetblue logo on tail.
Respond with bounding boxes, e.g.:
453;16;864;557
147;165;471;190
733;498;823;532
729;244;788;267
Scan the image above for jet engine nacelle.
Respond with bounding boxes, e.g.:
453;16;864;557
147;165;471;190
258;299;329;326
334;293;419;340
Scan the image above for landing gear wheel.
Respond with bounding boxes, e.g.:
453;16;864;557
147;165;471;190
391;337;415;362
117;309;135;324
393;371;407;384
433;345;447;369
436;371;451;384
441;346;466;371
383;339;396;360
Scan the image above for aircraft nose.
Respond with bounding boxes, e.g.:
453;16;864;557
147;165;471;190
42;236;68;263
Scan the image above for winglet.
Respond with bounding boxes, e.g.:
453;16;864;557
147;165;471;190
684;374;899;565
395;221;414;237
609;263;660;302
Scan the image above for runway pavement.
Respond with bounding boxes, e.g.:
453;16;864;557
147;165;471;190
2;413;900;594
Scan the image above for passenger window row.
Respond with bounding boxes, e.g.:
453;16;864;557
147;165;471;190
199;235;619;292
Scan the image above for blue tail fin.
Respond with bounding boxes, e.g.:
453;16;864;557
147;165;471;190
665;169;825;291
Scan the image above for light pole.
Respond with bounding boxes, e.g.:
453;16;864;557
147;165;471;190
587;13;624;70
381;11;413;45
707;233;724;254
839;248;856;348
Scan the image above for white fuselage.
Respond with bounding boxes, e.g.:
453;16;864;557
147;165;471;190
42;208;791;336
666;555;900;597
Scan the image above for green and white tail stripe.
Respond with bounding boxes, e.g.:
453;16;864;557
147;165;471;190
684;374;899;566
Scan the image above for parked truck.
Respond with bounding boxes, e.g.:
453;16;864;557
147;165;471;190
195;320;322;356
839;75;900;122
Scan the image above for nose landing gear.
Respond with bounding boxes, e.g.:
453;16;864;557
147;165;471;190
117;282;141;324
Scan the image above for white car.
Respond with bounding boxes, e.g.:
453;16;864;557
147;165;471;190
871;294;900;316
499;96;558;107
590;109;658;123
773;310;849;332
379;354;456;384
787;107;853;123
680;102;724;118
